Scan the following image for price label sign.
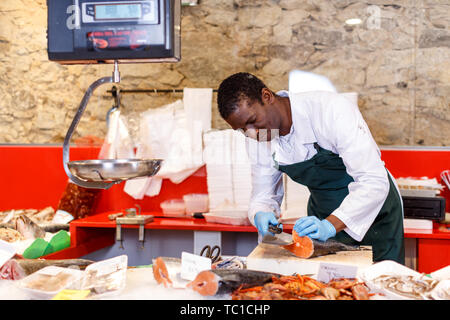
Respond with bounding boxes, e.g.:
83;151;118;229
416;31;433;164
317;262;358;283
180;251;212;281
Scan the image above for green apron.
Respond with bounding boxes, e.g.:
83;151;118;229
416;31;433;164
276;143;405;264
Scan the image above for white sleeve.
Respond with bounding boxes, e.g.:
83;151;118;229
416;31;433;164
322;95;390;241
246;140;284;226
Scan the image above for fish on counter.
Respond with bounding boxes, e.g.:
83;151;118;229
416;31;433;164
152;255;247;290
186;269;281;296
0;258;95;280
14;215;46;240
151;255;373;299
372;274;440;300
0;210;70;243
283;230;363;259
0;223;70;233
0;207;56;225
152;257;180;288
231;276;371;300
152;255;270;296
37;224;70;233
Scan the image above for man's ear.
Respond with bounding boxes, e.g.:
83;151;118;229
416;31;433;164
261;88;274;104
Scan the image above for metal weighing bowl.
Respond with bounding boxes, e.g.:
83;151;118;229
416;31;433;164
67;159;163;182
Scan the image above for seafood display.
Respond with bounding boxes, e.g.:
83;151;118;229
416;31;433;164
231;276;371;300
151;254;450;300
0;207;56;225
0;250;446;300
371;274;439;300
0;207;70;243
0;255;126;299
187;269;281;296
283;230;362;258
14;215;46;240
152;256;247;290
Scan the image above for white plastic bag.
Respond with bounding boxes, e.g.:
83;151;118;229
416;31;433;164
98;109;135;160
124;99;205;198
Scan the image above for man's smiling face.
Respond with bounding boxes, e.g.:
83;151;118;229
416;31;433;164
225;91;281;141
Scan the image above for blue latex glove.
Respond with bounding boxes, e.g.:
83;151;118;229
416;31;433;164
293;216;336;242
254;211;280;237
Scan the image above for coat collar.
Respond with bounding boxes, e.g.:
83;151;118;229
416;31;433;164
277;90;317;145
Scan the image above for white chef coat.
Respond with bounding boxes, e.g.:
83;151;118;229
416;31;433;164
246;90;390;242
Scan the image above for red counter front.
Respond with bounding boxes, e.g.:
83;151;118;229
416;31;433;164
0;144;449;273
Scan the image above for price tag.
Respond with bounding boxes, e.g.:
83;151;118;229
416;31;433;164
317;262;358;283
180;251;211;281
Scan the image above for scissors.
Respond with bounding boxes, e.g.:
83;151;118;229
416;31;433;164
199;245;221;263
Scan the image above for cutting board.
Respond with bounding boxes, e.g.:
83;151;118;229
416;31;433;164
247;243;373;276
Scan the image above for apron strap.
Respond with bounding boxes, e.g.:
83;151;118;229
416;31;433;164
313;142;320;152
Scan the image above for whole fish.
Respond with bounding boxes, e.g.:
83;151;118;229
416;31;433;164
14;214;46;240
186;269;281;296
38;223;70;233
16;258;94;275
1;222;69;233
0;258;95;280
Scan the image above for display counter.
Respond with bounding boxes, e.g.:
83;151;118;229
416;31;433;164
42;211;450;273
1;145;449;273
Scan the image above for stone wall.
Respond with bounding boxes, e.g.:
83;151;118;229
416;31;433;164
0;0;448;145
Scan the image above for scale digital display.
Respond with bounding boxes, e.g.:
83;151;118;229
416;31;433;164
81;1;157;23
95;3;142;20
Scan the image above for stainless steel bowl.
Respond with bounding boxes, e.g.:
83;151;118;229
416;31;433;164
67;159;163;182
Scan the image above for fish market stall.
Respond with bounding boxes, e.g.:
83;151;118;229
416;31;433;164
1;146;450;273
1;246;450;300
1;0;450;304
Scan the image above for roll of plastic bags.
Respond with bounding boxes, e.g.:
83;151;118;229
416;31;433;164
98;108;135;160
124;99;204;199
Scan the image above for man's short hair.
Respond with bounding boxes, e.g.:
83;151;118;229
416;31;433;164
217;72;267;119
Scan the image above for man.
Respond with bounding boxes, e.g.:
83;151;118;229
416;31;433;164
217;72;405;264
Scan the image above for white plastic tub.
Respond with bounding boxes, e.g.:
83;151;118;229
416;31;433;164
160;199;186;217
183;194;209;215
81;255;128;299
358;260;435;300
18;266;84;299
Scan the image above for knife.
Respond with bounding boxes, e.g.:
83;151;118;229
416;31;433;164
261;222;294;246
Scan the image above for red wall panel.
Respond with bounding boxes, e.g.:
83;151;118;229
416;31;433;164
0;145;448;213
